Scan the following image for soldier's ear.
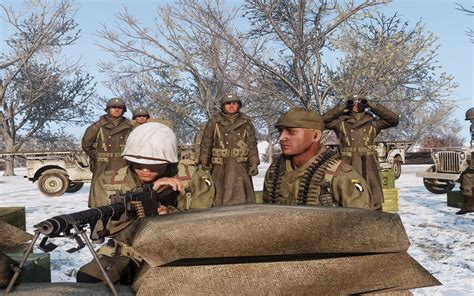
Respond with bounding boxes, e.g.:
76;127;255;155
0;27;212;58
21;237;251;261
312;130;322;143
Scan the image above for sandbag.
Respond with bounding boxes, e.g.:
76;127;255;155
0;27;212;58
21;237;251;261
116;204;410;267
136;252;439;295
0;221;33;252
0;282;135;295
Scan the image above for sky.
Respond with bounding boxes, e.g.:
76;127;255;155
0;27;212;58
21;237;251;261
0;0;473;142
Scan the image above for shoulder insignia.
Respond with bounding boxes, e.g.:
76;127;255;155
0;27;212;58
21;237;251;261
351;179;364;192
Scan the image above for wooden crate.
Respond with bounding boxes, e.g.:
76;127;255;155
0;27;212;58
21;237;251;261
6;252;51;283
447;191;464;209
382;188;399;213
380;170;395;189
0;207;26;231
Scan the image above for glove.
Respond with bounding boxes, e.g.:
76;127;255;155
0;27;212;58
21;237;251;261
249;164;259;176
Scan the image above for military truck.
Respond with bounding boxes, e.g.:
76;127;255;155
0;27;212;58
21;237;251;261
416;147;471;194
0;151;92;197
375;141;413;179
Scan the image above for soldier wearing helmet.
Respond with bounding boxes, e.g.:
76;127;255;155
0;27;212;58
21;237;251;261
262;108;372;209
78;122;185;284
456;107;474;215
323;95;399;210
199;94;260;206
132;107;150;126
82;98;133;207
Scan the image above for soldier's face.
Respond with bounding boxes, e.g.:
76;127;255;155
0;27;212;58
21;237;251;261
278;128;322;156
109;106;124;118
132;162;168;183
135;116;148;124
223;101;240;114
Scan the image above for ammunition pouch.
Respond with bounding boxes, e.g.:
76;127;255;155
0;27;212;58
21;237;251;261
96;152;123;162
211;147;249;165
340;145;376;157
212;148;229;158
211;157;223;165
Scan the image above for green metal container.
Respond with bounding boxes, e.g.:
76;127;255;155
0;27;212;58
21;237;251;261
379;170;395;189
6;252;51;283
447;191;464;209
0;207;26;231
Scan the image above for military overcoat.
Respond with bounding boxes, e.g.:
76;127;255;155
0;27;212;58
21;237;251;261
82;115;133;207
323;103;398;209
199;112;259;206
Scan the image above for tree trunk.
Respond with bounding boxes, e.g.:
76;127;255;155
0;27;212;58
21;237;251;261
267;136;274;162
3;155;15;176
2;133;16;176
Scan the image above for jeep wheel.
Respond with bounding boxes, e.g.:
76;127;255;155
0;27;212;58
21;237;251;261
66;181;84;193
393;157;402;180
423;165;456;194
38;170;69;197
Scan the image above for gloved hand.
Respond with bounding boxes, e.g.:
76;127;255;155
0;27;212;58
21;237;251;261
249;164;259;176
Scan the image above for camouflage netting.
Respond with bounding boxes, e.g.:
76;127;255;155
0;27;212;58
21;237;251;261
0;221;33;252
0;283;135;295
136;253;439;295
114;204;410;267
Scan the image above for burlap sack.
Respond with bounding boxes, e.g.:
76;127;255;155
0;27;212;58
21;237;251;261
0;221;33;252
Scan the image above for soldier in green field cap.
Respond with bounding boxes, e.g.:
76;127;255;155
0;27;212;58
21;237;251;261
263;107;373;209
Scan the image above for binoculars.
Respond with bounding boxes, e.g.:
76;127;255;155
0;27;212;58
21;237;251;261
346;98;368;109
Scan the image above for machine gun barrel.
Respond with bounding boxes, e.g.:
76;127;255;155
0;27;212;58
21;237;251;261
34;204;125;237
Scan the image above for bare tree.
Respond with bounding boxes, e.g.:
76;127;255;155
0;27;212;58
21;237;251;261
97;0;249;141
327;13;458;143
204;0;382;112
0;0;95;175
456;2;474;42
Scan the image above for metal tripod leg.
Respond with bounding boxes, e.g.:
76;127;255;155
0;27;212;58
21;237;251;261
5;230;41;294
74;225;118;296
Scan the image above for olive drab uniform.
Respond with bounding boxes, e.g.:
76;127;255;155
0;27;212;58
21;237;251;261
79;161;215;284
82;115;133;207
263;146;372;209
200;112;259;206
323;103;398;210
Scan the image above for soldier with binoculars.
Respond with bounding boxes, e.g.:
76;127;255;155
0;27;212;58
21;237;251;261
323;95;399;210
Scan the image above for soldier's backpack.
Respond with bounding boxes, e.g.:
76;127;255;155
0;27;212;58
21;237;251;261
177;159;216;210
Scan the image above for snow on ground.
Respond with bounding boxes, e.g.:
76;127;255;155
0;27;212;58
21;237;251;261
1;165;473;295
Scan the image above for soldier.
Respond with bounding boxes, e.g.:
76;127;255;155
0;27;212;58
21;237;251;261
78;122;184;285
82;98;134;207
199;94;260;206
131;107;150;126
323;96;399;210
263;108;372;208
456;107;474;215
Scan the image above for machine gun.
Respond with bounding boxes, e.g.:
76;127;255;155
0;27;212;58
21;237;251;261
5;184;178;296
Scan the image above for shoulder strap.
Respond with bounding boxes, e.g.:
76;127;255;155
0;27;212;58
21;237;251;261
111;167;128;185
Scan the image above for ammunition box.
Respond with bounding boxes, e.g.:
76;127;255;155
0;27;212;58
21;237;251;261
382;188;399;213
379;170;395;189
6;252;51;283
0;207;26;231
447;191;464;209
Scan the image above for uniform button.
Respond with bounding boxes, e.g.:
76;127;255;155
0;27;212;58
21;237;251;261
363;129;366;132
225;133;228;136
108;136;111;138
237;133;240;135
226;142;229;144
350;129;353;132
351;138;354;140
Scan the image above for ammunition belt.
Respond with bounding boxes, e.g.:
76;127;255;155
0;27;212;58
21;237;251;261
297;149;337;206
269;155;286;204
340;145;376;157
96;152;122;162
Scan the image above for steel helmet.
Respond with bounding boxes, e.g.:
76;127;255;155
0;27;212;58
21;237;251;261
465;107;474;120
105;97;127;113
220;94;242;108
132;107;150;119
122;122;178;164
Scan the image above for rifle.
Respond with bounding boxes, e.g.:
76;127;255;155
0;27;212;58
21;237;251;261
5;184;178;296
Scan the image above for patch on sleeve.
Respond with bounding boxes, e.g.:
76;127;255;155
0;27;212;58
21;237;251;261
351;179;364;192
